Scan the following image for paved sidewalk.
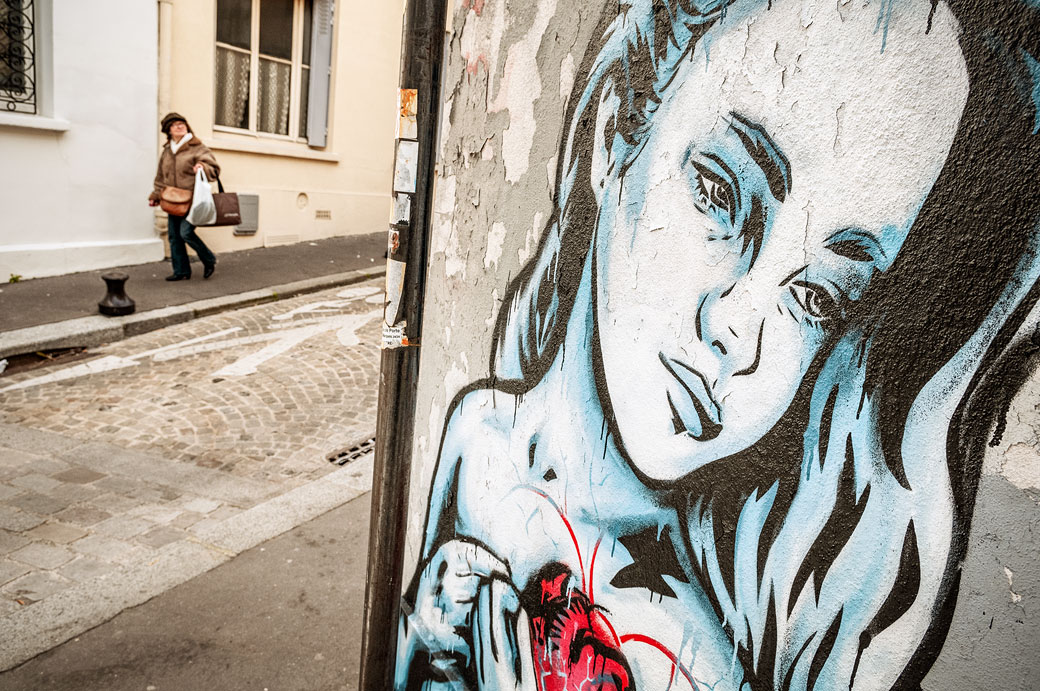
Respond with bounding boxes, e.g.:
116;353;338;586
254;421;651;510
0;233;387;359
0;233;384;333
0;282;383;670
0;489;372;691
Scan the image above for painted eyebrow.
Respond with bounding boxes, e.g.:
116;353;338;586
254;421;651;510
727;112;792;202
824;228;887;263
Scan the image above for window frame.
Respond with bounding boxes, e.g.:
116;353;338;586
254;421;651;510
213;0;311;142
0;0;38;115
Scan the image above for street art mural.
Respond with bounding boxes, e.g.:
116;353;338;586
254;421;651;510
395;0;1040;688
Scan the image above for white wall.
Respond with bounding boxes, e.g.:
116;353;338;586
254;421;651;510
0;0;162;280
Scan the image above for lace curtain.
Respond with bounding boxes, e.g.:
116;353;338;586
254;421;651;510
215;46;249;129
258;58;290;135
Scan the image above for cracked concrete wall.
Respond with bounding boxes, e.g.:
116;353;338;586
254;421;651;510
397;0;1040;688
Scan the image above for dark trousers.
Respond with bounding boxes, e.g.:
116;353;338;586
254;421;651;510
168;215;215;277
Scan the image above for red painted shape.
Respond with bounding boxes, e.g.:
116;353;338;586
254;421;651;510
528;566;633;691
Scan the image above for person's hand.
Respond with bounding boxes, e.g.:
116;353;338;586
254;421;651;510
148;199;159;207
398;540;532;688
193;163;203;173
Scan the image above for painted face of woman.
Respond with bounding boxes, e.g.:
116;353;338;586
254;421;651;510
593;0;969;481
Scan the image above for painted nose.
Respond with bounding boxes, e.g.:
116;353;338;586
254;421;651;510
697;290;764;377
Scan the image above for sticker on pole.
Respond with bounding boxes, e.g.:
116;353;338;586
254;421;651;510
397;88;418;140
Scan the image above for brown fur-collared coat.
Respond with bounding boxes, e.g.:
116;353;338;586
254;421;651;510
149;135;221;202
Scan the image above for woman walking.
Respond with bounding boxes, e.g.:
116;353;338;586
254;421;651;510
148;112;219;281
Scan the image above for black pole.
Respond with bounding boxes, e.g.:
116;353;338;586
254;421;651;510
358;2;448;690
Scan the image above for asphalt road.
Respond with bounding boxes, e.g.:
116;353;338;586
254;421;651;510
0;492;372;691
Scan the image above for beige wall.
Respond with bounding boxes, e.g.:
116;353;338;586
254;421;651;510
162;0;404;253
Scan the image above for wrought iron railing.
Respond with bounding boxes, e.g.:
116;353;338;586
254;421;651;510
0;0;36;114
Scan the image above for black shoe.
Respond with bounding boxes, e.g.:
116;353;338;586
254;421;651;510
203;262;215;279
165;274;190;281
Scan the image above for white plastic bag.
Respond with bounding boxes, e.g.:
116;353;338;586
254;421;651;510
186;169;216;226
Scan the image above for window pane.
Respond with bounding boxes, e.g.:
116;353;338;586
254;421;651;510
299;65;309;138
259;0;293;60
216;0;251;50
215;47;250;129
258;57;290;135
300;0;313;67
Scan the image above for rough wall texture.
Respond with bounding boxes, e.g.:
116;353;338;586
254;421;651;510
396;1;1040;689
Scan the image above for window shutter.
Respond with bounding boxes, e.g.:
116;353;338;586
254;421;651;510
306;0;334;147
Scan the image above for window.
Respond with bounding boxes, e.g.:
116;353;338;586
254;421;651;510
0;0;36;114
215;0;328;142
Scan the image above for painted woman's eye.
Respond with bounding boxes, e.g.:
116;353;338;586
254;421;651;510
692;162;736;227
791;281;839;321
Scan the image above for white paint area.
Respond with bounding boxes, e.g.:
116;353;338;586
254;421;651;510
0;356;140;393
1003;567;1024;604
212;311;380;376
432;175;467;279
559;53;575;100
484;222;507;270
443;353;471;410
336;285;383;300
1;293;382;391
517;212;543;266
488;0;559;183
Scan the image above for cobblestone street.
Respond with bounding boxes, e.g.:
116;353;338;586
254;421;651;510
0;279;384;669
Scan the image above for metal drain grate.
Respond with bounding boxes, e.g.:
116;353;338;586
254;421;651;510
327;437;376;466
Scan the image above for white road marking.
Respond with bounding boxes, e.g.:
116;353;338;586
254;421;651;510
0;356;140;393
336;286;382;300
151;333;284;362
213;311;381;377
135;327;244;360
0;291;382;391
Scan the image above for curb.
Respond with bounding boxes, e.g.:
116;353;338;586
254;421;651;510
0;266;386;359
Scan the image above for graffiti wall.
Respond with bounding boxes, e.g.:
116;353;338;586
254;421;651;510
395;0;1040;688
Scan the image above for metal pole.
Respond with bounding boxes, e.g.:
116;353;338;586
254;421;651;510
359;1;449;690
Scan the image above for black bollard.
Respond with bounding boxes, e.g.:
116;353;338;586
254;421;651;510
98;272;136;316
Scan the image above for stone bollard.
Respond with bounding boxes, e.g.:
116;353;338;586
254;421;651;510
98;272;136;316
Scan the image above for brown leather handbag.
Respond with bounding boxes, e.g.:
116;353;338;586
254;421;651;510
159;186;193;217
200;176;242;227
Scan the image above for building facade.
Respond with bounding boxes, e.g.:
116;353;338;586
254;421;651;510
0;0;162;280
0;0;404;280
160;0;404;255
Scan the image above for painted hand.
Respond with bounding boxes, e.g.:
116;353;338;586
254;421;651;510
401;539;532;688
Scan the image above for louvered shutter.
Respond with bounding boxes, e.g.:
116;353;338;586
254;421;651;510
306;0;334;147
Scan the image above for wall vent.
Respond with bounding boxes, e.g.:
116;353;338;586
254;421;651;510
315;209;332;220
234;194;260;236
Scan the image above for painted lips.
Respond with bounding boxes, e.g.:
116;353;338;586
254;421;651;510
659;353;723;441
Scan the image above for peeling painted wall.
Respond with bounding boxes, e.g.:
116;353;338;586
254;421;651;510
396;1;1040;689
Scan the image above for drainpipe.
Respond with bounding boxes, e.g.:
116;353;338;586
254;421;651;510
358;1;449;690
156;0;174;247
157;0;173;119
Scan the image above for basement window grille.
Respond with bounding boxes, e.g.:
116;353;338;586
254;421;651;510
0;0;36;114
326;437;375;466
